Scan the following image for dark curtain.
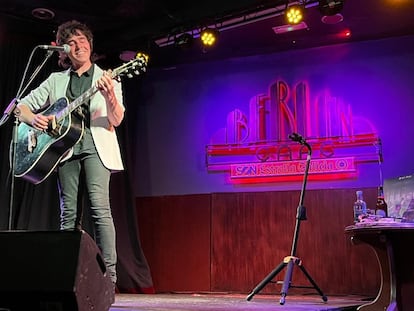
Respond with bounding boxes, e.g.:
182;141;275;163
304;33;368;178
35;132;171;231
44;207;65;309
0;18;154;293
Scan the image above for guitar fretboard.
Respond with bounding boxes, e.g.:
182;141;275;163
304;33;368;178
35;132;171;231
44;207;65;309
55;85;99;122
52;55;147;122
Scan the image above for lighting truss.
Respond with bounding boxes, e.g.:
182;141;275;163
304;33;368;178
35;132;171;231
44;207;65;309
154;0;319;47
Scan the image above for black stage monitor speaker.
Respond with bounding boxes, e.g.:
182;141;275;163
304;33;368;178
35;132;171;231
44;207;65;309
0;230;114;311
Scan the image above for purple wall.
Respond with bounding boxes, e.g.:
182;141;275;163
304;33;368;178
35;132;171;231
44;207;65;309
133;35;414;196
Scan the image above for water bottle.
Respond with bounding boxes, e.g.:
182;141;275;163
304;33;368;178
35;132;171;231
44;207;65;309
353;190;367;223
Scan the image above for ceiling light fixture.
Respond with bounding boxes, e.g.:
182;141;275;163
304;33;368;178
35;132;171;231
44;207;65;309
272;21;308;34
31;7;55;20
321;13;343;24
318;0;344;16
286;5;304;24
174;33;194;49
154;0;320;48
200;28;219;47
319;0;344;24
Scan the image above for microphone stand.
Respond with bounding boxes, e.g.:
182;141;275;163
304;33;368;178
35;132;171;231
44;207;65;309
246;133;327;305
0;47;54;230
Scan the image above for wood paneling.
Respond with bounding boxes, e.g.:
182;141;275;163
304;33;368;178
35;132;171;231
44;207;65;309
136;194;212;292
136;188;380;296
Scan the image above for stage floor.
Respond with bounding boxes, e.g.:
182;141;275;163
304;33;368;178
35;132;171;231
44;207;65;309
110;293;369;311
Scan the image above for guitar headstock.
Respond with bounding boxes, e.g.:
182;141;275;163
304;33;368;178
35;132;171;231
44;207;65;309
112;52;149;80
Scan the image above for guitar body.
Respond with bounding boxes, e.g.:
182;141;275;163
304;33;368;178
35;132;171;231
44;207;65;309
14;97;84;184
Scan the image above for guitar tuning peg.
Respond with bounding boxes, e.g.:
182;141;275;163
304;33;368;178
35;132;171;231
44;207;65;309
134;70;140;75
127;73;133;78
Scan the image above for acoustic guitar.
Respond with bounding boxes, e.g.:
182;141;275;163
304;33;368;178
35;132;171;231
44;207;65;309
14;53;148;184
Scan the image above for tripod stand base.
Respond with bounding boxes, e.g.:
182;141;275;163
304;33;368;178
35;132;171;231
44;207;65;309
246;260;286;301
246;256;328;305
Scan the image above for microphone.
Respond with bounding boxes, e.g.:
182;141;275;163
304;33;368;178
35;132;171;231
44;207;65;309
289;132;304;143
38;44;70;54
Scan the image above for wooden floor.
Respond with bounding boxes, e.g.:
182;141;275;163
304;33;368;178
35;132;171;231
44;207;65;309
109;293;369;311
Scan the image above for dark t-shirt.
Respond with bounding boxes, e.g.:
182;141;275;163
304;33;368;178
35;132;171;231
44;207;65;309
66;65;95;155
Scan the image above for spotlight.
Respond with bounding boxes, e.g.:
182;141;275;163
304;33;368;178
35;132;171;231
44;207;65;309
200;28;219;47
286;5;304;25
319;0;344;16
174;33;193;49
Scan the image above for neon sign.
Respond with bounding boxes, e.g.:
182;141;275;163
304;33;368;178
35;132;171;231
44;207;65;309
206;78;380;183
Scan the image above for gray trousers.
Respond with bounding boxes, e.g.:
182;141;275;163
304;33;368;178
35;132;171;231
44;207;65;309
57;151;117;283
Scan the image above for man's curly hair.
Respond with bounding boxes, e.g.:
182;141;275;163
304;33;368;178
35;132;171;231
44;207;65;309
56;20;93;47
56;20;93;68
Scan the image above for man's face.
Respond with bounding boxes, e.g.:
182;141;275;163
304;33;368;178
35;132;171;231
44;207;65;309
66;30;91;67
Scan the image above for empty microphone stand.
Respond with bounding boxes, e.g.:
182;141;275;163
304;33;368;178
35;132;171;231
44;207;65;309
246;133;327;305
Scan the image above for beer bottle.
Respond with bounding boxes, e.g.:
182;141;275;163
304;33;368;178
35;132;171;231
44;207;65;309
375;186;388;218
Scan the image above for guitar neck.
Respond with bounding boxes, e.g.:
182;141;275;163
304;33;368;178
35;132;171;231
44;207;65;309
53;55;148;122
55;85;99;122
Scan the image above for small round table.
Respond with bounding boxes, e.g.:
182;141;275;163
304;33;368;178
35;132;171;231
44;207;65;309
345;222;414;311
